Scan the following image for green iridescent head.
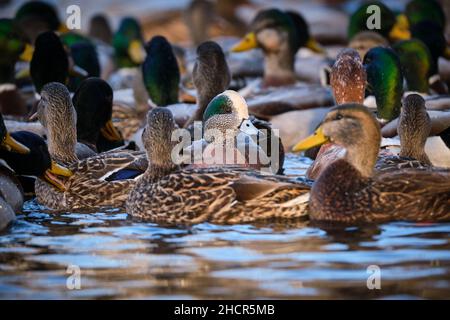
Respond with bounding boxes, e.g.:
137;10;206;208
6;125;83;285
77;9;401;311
406;0;445;30
0;18;25;83
393;39;432;93
363;46;403;121
348;2;395;40
142;36;180;107
112;17;145;68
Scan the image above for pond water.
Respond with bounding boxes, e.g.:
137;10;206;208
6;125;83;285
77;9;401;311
1;155;449;299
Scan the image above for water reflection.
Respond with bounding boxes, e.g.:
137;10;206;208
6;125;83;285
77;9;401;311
0;157;449;299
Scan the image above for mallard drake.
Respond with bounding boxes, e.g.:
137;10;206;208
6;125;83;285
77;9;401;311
348;1;410;43
34;82;145;211
112;17;145;69
126;107;310;225
405;0;446;32
0;113;71;229
0;18;30;117
293;104;450;223
231;8;324;88
72;78;124;153
182;90;278;173
13;0;68;44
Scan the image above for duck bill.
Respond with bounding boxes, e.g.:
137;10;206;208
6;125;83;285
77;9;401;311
389;14;411;41
2;133;30;154
100;120;122;141
305;38;325;54
42;161;73;191
69;65;89;78
58;23;70;34
292;126;329;152
231;32;257;52
19;44;34;62
128;40;146;64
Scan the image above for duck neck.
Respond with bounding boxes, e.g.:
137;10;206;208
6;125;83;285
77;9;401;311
399;139;430;164
194;88;222;122
263;49;296;87
344;129;380;178
143;162;177;182
47;126;78;165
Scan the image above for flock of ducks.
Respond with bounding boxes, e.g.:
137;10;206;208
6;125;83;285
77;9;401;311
0;0;450;231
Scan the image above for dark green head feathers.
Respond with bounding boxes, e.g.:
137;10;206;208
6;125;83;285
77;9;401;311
142;36;180;107
113;17;144;68
30;31;69;93
363;46;403;121
72;78;113;145
393;39;432;93
203;93;234;123
405;0;445;31
0;18;26;83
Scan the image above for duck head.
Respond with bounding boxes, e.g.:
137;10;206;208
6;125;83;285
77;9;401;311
363;46;403;122
113;17;145;68
142;108;178;177
232;9;321;86
293;104;381;178
405;0;445;32
0;130;72;191
330;48;366;105
14;1;68;44
398;93;431;164
88;14;113;44
203;90;258;144
35;82;78;164
191;41;231;122
142;36;180;107
392;39;432;93
73;77;122;150
348;1;410;42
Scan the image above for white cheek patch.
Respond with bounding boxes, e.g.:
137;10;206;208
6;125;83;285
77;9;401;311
222;90;249;120
239;119;259;136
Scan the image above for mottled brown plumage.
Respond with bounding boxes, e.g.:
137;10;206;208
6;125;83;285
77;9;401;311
34;82;145;211
127;107;310;224
306;104;450;223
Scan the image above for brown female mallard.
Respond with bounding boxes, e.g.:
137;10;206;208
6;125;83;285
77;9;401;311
126;107;310;225
293;103;450;223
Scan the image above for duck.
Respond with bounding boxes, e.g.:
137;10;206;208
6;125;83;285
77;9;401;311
33;82;145;211
29;31;88;94
0;18;31;118
0;113;72;230
181;90;278;174
72;78;124;153
292;103;450;224
126;107;310;225
347;1;411;43
88;14;113;45
231;8;326;88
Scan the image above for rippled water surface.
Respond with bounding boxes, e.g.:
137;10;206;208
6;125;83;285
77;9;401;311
1;155;450;299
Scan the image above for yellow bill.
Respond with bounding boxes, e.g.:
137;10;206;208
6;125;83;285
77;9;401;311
100;120;122;141
43;161;73;191
305;38;325;54
15;67;31;80
1;133;30;154
19;43;34;62
389;14;411;41
231;32;257;52
128;40;146;64
292;126;329;152
57;23;70;34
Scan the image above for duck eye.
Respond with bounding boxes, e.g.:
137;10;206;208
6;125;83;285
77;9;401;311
335;114;343;120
